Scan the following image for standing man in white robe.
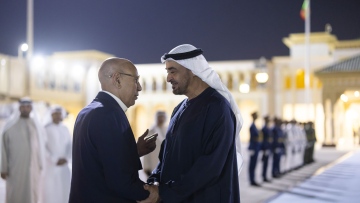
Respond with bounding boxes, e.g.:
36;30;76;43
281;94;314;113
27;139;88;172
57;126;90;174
142;111;167;177
1;98;46;203
42;106;72;203
284;120;296;172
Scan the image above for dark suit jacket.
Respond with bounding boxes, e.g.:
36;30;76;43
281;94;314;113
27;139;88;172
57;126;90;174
261;125;273;151
248;123;260;151
69;92;149;203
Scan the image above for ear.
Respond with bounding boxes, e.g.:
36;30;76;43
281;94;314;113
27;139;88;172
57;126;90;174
112;73;122;88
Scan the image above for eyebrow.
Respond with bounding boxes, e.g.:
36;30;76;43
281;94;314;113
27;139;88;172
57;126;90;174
166;67;176;71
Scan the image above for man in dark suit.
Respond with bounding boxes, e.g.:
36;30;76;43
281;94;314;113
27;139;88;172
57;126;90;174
69;58;159;203
248;112;261;186
272;117;285;178
261;115;273;182
304;121;316;164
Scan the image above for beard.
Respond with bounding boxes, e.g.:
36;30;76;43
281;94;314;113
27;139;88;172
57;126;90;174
172;74;191;95
173;85;186;95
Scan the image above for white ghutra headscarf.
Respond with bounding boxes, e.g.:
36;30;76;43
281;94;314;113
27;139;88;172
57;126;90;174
161;44;244;174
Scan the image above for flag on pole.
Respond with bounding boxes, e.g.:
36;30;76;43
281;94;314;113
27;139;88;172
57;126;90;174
300;0;309;20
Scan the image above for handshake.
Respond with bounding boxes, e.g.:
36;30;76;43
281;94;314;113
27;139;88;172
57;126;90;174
137;183;160;203
136;129;160;203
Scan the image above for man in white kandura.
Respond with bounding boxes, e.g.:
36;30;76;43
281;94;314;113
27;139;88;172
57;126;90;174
142;111;168;177
1;98;46;203
42;106;72;203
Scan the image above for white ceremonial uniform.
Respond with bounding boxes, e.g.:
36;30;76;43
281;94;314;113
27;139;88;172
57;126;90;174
42;122;72;203
1;118;45;203
296;124;307;167
285;124;296;171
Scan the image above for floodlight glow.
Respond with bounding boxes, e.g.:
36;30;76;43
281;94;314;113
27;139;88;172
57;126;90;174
239;83;250;93
71;65;85;82
54;61;66;75
340;94;348;102
354;91;359;97
21;43;29;52
255;72;269;83
1;59;6;66
32;55;45;67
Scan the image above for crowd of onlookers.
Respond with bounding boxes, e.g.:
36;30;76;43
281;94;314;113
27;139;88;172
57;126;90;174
248;112;317;186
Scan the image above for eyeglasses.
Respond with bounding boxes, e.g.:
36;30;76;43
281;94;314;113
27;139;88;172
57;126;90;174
107;72;140;83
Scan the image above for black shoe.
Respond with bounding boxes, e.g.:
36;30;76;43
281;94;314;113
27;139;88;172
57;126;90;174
250;182;261;187
263;178;271;183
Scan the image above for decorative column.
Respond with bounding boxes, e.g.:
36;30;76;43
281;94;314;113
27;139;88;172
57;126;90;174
146;78;153;93
156;77;163;93
232;73;239;92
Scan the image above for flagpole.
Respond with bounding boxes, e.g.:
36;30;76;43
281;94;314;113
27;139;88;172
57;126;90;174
27;0;33;60
26;0;33;96
304;0;311;118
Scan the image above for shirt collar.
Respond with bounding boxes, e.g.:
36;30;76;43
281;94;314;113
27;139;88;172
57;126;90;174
101;91;128;112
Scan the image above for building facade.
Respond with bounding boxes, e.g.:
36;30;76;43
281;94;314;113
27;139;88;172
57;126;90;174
1;32;359;148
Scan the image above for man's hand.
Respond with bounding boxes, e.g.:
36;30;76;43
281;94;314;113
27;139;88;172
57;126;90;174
137;184;160;203
1;172;8;180
56;158;68;166
137;129;157;157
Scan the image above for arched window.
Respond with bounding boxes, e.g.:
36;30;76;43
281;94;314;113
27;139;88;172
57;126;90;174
239;73;244;83
152;78;157;92
227;74;233;90
162;78;167;91
142;80;146;92
284;74;291;89
296;69;305;89
250;72;257;90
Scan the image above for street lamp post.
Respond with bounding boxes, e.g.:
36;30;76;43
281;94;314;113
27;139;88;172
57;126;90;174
17;43;31;96
255;72;269;84
18;43;29;59
255;57;269;87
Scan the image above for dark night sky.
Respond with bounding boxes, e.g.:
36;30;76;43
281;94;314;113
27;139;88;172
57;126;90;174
0;0;359;64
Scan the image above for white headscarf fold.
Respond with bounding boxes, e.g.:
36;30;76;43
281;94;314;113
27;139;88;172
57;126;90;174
161;44;244;174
